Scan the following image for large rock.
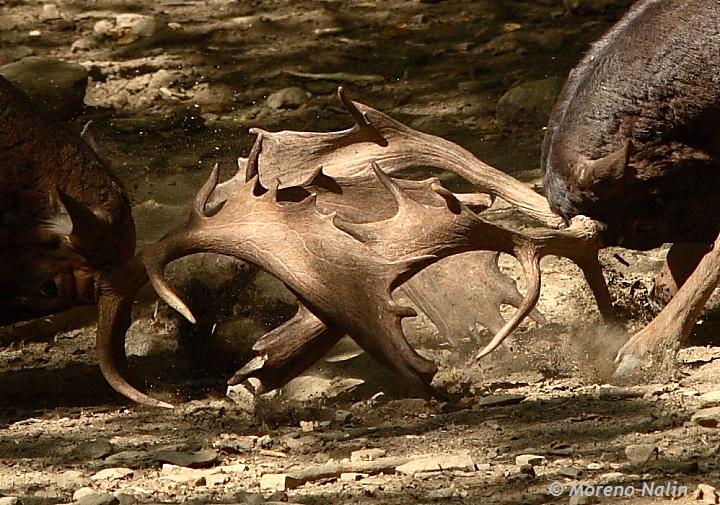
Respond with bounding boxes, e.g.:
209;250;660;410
0;57;88;119
496;77;564;130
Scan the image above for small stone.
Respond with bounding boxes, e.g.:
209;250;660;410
226;382;258;413
515;454;545;467
40;4;61;21
266;87;309;110
350;448;386;462
259;474;300;492
559;466;584;478
624;443;658;463
70;38;95;52
191;82;235;111
693;406;720;428
694;483;719;504
206;473;229;486
75;492;119;505
93;19;114;38
476;394;526;407
699;391;720;406
115;13;159;38
587;463;604;470
28;30;41;37
73;438;114;460
0;498;21;505
73;488;96;501
90;467;134;481
300;420;317;432
395;451;476;476
212;434;255;453
55;470;86;489
160;464;207;485
102;450;152;467
234;491;264;504
281;376;363;402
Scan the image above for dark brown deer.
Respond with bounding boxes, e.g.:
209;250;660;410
542;0;720;371
0;74;169;407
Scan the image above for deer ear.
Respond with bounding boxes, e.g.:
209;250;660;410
578;139;633;188
49;187;114;265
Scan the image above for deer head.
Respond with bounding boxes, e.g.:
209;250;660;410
0;74;171;408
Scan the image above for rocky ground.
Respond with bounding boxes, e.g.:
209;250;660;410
1;0;719;504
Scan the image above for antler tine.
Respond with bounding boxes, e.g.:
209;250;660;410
191;163;220;222
475;246;542;359
95;254;174;408
370;161;413;210
147;256;197;323
244;132;263;182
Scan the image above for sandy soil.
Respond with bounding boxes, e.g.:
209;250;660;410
1;1;719;504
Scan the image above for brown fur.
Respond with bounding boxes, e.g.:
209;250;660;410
543;0;720;249
0;75;135;324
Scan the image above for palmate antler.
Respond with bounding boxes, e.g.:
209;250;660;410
141;152;600;396
93;89;610;405
246;88;614;320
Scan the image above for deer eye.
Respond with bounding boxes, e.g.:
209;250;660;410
39;279;59;298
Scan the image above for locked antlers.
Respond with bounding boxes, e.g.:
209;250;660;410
98;89;609;405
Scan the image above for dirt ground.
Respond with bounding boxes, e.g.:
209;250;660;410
1;0;719;504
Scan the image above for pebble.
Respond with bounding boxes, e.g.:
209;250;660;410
395;451;476;476
40;4;61;21
695;483;720;504
206;473;229;486
90;467;134;481
73;438;114;460
624;443;658;463
259;474;300;492
115;13;159;38
476;394;526;407
699;391;720;406
160;464;207;485
693;406;720;428
70;38;95;52
515;454;545;467
93;19;114;38
75;492;119;505
73;487;98;501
